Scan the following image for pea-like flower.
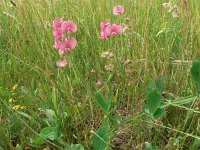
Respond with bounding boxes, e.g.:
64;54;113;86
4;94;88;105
113;5;124;15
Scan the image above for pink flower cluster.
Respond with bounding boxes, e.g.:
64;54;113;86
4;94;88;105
100;19;123;40
100;5;124;40
52;17;77;54
52;17;78;68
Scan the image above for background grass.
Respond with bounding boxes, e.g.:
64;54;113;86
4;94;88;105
0;0;200;149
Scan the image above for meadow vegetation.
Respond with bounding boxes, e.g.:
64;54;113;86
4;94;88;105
0;0;200;149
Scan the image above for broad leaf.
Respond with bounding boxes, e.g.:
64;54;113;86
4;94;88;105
95;92;110;114
145;90;162;115
93;127;109;150
156;77;164;95
153;108;164;119
39;127;60;140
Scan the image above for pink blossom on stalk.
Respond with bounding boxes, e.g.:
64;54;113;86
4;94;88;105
59;37;77;52
100;19;110;40
53;28;64;40
105;24;123;36
113;5;124;15
52;17;63;29
56;59;68;68
53;41;61;49
61;20;77;33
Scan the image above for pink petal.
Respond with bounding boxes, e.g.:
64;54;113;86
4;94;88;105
105;24;123;36
100;19;110;40
53;28;63;40
100;32;109;40
100;19;110;30
53;41;61;49
59;37;77;52
56;59;68;68
61;20;77;33
113;5;124;15
52;17;63;29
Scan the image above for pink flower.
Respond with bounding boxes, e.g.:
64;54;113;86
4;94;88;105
113;5;124;15
100;19;110;40
52;17;63;29
105;24;123;36
59;37;77;52
96;80;102;87
56;59;68;68
53;41;61;49
53;28;64;40
61;20;77;33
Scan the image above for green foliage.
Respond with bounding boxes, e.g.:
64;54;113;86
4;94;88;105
145;90;162;115
145;142;159;150
93;127;109;150
31;127;61;145
191;61;200;93
64;144;84;150
95;92;111;114
0;0;200;149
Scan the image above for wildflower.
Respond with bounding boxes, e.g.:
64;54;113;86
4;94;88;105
12;84;18;91
59;37;77;52
162;3;171;9
8;98;15;103
105;64;114;71
100;19;110;40
113;5;125;15
53;41;61;50
172;11;179;18
61;20;77;33
96;80;102;87
52;17;63;30
101;51;110;58
56;59;68;68
122;23;128;33
52;17;78;62
20;106;27;110
12;105;20;110
101;51;114;59
58;50;65;56
91;68;96;73
105;24;123;36
53;28;64;40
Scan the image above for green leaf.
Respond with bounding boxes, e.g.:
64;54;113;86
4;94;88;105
39;127;60;140
95;92;110;114
156;77;164;95
153;108;164;119
145;90;162;115
38;108;56;120
145;142;153;150
102;117;110;129
93;127;109;150
145;142;159;150
191;61;200;91
16;111;32;120
146;78;156;96
64;144;84;150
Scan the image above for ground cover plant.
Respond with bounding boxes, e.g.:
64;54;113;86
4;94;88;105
0;0;200;149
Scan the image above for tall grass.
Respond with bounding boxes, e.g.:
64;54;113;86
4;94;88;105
0;0;199;149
